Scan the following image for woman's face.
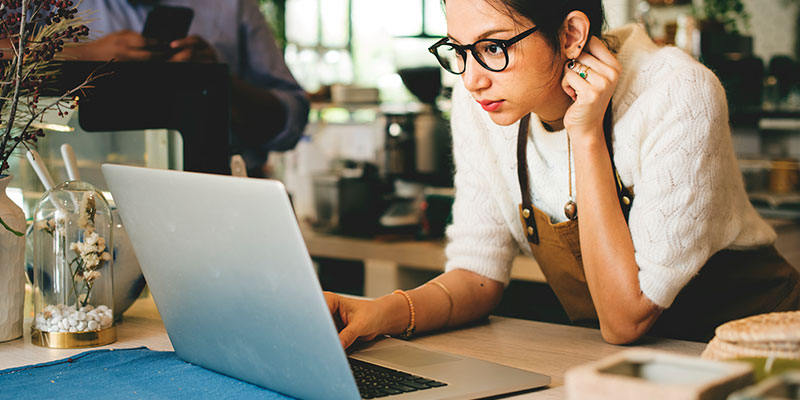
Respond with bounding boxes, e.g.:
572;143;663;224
445;0;567;126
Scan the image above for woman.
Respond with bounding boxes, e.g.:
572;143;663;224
325;0;800;345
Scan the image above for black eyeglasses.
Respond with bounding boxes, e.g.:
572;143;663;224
428;26;538;75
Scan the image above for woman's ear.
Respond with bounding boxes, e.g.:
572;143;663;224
560;11;590;59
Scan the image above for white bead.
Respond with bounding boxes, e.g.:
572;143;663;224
99;315;112;328
96;305;108;312
84;305;94;312
58;327;67;333
51;316;62;326
68;326;77;333
76;311;86;321
35;315;46;325
76;321;86;331
68;317;77;327
87;320;99;330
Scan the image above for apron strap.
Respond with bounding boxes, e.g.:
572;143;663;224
517;111;634;244
602;104;634;220
517;114;538;244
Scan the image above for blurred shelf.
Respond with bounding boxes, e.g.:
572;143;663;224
750;192;800;221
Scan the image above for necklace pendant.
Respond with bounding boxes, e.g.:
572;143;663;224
564;200;578;221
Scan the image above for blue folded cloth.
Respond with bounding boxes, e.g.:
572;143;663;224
0;347;292;399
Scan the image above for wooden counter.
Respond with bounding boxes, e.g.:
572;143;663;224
0;295;706;399
302;219;800;298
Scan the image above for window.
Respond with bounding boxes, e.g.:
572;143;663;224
281;0;446;103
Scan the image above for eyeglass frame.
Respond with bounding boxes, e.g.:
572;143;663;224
428;26;539;75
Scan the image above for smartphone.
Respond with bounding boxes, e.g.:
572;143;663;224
142;6;194;48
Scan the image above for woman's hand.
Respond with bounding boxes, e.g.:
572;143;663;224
324;292;388;349
561;36;621;141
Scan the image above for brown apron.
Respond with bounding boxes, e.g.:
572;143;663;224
515;115;800;342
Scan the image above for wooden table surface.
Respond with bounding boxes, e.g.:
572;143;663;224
0;295;706;399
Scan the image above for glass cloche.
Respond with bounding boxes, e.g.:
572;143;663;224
31;181;115;348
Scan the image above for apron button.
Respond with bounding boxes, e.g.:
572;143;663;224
527;226;534;236
522;208;531;218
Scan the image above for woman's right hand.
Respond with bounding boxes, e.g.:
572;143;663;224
324;291;388;349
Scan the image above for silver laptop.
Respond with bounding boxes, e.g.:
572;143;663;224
102;164;550;400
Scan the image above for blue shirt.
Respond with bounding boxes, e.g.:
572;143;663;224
79;0;310;170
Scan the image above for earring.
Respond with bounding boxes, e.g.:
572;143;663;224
567;59;576;70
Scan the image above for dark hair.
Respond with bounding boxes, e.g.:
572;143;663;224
489;0;606;53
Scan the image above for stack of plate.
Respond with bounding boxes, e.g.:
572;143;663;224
702;311;800;360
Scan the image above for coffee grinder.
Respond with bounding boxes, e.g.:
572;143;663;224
380;66;453;233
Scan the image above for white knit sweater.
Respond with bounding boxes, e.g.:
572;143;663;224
444;24;777;309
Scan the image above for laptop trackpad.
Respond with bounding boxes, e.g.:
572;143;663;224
358;345;461;368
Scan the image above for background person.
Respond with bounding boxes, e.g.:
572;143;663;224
65;0;309;177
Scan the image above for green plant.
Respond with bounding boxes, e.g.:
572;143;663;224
259;0;286;49
695;0;751;33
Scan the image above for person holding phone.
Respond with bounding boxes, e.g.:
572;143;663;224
63;0;309;178
324;0;800;347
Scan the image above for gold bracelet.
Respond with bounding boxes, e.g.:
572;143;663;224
429;280;453;326
393;290;416;339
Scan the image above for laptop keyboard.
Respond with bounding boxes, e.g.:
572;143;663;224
349;358;447;398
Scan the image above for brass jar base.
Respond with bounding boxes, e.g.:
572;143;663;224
31;325;116;349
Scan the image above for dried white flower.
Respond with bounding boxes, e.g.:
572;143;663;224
77;192;96;229
36;218;56;235
83;252;100;270
82;270;100;282
69;228;111;307
84;232;98;246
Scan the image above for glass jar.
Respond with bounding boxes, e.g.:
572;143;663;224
31;181;115;348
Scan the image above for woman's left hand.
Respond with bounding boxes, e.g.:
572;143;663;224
561;36;621;141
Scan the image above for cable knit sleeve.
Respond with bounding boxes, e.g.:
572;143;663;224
444;83;518;285
628;60;769;308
